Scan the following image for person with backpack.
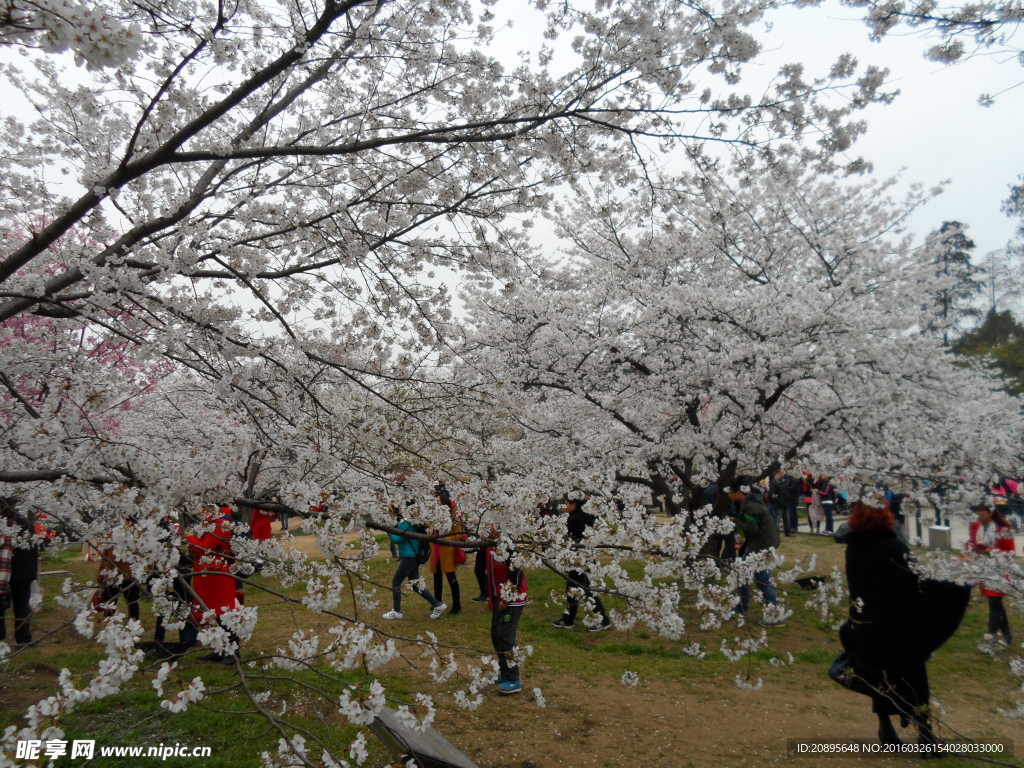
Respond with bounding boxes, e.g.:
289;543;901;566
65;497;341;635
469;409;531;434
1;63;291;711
733;486;785;625
838;500;969;747
383;504;447;620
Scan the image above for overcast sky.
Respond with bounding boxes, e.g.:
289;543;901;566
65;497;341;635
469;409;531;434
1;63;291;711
3;1;1020;262
757;2;1024;258
487;0;1023;262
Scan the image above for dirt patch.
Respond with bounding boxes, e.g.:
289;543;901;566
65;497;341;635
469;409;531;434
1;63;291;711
434;666;1020;768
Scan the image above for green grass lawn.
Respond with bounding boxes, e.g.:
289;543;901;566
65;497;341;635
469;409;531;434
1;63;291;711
3;533;1021;767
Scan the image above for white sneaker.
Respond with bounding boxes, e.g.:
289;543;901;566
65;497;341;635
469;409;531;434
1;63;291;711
382;610;403;620
430;603;448;619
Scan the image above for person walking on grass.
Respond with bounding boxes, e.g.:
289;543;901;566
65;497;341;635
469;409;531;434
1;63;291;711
0;497;38;648
965;503;1015;645
428;486;467;615
838;500;969;747
732;486;785;626
551;490;611;632
383;506;446;621
486;525;528;695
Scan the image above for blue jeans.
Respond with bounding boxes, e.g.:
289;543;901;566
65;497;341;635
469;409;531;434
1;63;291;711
391;557;440;612
787;503;799;534
737;570;778;613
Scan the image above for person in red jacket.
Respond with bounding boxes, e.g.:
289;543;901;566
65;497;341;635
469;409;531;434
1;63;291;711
485;526;528;695
965;504;1016;645
249;507;275;542
186;504;239;662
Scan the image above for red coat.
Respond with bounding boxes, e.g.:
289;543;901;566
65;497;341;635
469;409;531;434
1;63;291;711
187;512;237;620
485;547;528;610
250;508;275;541
966;519;1016;598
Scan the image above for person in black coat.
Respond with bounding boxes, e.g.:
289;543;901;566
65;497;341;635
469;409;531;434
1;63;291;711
0;497;39;646
768;469;800;537
839;500;969;746
551;492;611;631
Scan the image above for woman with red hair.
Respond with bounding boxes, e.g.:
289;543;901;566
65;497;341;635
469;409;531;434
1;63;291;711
839;500;969;746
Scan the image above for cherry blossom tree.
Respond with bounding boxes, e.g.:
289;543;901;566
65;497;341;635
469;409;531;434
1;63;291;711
459;163;1023;510
0;0;897;506
841;0;1024;72
451;159;1024;715
0;227;184;498
0;0;143;68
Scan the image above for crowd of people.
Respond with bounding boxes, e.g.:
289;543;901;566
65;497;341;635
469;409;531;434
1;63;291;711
1;475;1019;741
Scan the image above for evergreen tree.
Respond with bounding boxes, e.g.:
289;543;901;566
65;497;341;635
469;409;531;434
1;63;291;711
975;247;1024;317
952;308;1024;395
1005;176;1024;243
926;221;980;345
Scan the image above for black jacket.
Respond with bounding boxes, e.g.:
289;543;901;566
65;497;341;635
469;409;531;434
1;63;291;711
768;474;799;507
843;528;968;675
566;508;597;545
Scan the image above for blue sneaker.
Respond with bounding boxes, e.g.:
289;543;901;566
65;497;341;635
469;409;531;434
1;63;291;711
497;680;522;695
491;674;509;686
